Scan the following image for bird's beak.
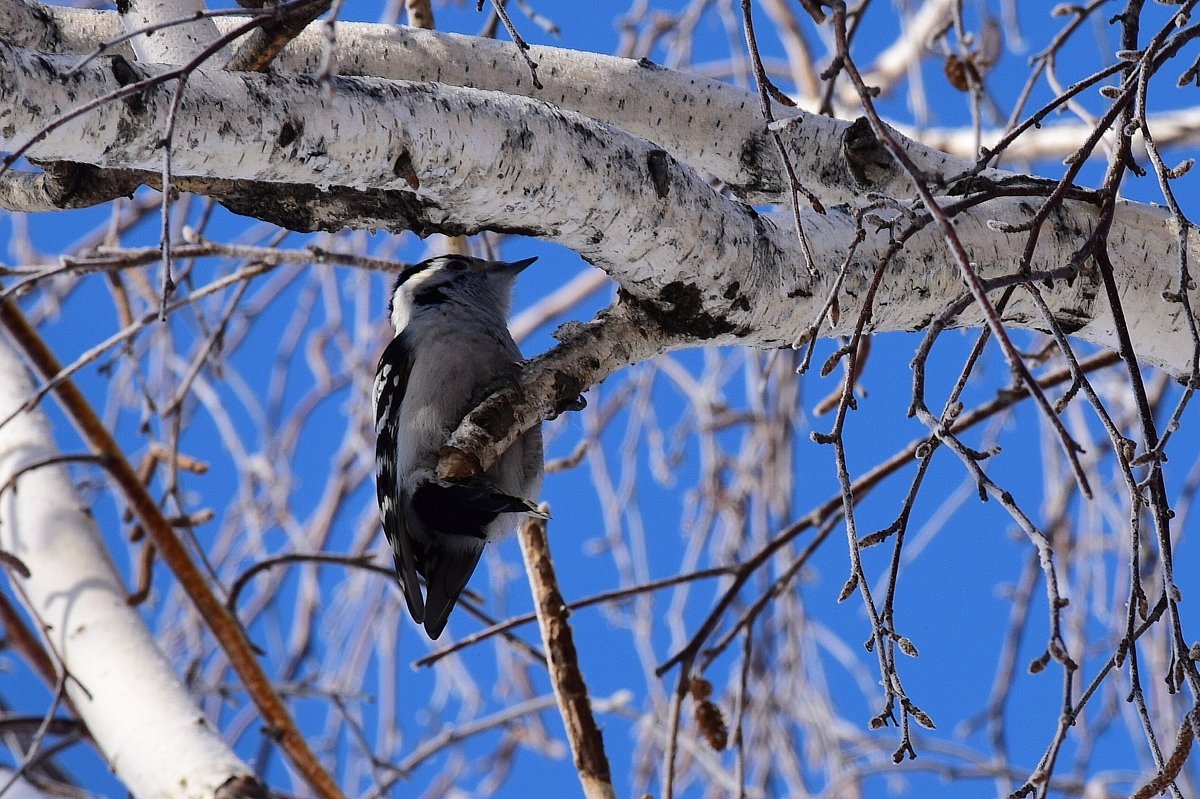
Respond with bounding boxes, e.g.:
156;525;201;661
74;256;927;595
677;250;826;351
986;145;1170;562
497;256;538;276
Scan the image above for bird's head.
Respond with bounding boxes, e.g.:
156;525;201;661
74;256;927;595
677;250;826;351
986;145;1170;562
388;254;537;332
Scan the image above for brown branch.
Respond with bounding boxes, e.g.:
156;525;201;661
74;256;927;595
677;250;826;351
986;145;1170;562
1130;705;1199;799
404;0;433;28
226;552;374;611
225;0;332;72
413;564;731;669
516;512;614;799
0;297;344;799
0;590;57;691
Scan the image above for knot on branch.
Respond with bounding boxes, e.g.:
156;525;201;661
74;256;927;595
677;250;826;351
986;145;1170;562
621;283;741;341
215;775;269;799
842;116;897;190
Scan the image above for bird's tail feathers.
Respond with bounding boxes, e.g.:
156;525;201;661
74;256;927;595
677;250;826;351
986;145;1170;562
491;491;548;520
395;478;546;639
419;544;483;639
390;534;426;624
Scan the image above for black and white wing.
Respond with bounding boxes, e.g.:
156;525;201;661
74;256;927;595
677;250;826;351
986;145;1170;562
374;332;425;624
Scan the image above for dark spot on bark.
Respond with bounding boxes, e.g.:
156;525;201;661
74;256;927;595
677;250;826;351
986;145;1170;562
505;124;535;152
738;136;764;170
38;162;139;208
647;149;670;199
189;176;555;237
567;118;602;149
393;149;420;190
722;280;750;312
635;281;737;340
278;120;299;148
637;57;660;69
842;116;897;189
307;141;329;160
1054;310;1089;335
211;181;437;233
329;72;387;102
22;3;56;51
473;395;517;441
115;0;130;13
110;55;146;114
721;136;776;197
30;53;59;83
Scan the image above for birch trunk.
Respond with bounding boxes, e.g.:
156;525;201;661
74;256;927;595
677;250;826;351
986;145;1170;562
0;335;257;799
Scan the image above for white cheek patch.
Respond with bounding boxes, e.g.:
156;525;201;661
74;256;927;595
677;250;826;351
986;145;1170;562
393;273;444;328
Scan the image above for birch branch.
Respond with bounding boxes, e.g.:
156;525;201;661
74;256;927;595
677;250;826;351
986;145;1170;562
8;0;1192;206
118;0;230;64
909;108;1200;165
1;40;1195;379
0;2;793;200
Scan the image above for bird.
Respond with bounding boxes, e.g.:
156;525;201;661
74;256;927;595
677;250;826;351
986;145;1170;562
374;254;545;639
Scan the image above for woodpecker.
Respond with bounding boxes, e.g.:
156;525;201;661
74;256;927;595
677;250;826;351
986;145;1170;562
374;254;545;639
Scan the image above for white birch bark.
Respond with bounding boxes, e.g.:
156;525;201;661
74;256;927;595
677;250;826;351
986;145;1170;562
118;0;229;65
0;335;256;799
8;1;1199;202
904;109;1200;165
0;40;1195;376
